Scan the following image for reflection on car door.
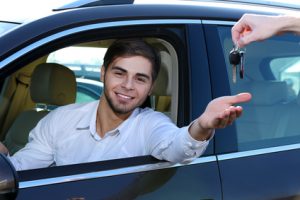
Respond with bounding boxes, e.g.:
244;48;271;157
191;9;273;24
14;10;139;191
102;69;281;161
205;22;300;200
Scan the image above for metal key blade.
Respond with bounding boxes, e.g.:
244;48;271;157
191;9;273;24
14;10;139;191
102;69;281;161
239;51;245;79
233;64;237;83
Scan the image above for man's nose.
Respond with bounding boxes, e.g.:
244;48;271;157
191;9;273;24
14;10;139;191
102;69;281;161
121;77;134;90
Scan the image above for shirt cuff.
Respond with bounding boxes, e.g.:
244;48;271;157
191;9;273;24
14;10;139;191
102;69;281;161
180;122;215;162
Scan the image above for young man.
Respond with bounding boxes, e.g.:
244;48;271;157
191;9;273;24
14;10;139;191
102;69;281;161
232;14;300;48
0;39;251;170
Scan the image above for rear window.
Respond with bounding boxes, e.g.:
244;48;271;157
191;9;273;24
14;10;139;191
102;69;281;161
218;26;300;151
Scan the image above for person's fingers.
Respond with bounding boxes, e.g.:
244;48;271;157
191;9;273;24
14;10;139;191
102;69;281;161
232;23;252;47
227;106;237;125
235;106;243;118
231;26;242;44
217;109;230;128
0;142;8;154
218;93;251;106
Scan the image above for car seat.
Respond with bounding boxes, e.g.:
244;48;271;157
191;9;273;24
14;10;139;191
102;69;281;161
152;50;173;120
3;63;76;155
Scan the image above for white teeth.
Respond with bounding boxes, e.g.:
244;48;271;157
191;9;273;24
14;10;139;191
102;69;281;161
117;93;131;99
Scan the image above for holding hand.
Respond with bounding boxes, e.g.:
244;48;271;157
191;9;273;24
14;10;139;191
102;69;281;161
231;14;300;48
232;14;284;47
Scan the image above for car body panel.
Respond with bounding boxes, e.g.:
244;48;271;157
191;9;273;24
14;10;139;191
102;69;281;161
0;1;300;200
17;157;222;199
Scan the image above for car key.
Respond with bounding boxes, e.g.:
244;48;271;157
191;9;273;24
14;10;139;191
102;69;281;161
229;45;240;83
239;50;245;79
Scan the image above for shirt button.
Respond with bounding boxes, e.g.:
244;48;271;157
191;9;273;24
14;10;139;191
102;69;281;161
195;143;202;148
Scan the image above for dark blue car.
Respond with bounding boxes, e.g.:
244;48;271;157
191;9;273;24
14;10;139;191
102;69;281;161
1;0;300;199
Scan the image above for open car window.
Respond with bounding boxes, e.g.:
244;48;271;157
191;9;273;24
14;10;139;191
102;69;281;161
0;36;179;169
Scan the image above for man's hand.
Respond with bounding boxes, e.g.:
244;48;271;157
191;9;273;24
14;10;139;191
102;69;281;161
0;142;8;155
190;93;251;141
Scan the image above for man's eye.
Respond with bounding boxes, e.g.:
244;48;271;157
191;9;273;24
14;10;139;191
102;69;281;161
137;77;147;83
114;71;123;76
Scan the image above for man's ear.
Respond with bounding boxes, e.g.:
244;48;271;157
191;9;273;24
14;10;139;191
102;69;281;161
100;65;105;82
148;82;155;96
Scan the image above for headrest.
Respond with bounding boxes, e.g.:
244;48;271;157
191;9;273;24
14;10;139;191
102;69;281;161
30;63;76;106
152;51;172;96
236;81;287;105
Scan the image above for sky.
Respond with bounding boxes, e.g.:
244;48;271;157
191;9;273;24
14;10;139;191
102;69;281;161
1;0;300;23
0;0;75;22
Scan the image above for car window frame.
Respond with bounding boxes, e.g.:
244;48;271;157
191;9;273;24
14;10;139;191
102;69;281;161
0;19;217;189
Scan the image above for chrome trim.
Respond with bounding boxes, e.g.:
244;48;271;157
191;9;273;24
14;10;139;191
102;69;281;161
218;143;300;161
0;19;200;68
19;156;216;189
202;20;235;25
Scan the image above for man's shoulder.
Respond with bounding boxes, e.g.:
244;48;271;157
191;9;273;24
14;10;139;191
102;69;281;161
53;101;99;113
137;107;172;122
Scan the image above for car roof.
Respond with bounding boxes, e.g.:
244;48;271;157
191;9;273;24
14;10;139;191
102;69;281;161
0;1;298;61
55;0;300;11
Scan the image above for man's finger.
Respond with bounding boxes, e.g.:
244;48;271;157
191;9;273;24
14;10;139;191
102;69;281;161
227;107;237;124
225;92;252;105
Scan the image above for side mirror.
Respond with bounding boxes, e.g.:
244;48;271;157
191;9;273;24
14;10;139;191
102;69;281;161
0;154;18;200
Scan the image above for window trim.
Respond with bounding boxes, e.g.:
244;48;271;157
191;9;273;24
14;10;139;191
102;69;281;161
218;143;300;161
19;156;216;189
0;19;201;69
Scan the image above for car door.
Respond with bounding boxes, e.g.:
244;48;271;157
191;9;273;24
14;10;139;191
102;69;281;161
0;7;222;199
204;20;300;200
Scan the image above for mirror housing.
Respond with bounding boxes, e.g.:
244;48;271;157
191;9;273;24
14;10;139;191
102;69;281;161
0;154;18;200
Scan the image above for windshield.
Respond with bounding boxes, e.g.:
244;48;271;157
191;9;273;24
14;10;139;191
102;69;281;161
0;21;20;36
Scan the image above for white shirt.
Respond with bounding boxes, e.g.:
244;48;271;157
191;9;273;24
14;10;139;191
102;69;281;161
9;101;211;171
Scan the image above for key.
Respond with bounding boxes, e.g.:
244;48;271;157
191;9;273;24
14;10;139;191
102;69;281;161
239;50;245;79
229;45;240;83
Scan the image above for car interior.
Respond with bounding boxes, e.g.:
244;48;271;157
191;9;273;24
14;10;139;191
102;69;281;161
0;37;179;156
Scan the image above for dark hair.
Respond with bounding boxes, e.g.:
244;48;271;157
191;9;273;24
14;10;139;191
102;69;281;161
103;38;161;81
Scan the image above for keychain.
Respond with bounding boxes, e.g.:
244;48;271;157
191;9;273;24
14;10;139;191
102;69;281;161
229;44;245;83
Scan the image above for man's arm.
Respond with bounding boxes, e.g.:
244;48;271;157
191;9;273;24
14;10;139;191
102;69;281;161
232;14;300;48
189;93;251;141
148;93;251;163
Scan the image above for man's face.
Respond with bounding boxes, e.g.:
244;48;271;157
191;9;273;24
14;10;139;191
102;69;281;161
101;56;153;115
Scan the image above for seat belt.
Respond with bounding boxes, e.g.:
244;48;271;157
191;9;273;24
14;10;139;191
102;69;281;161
0;73;32;140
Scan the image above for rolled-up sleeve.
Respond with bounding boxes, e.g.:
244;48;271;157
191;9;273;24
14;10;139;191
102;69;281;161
147;113;214;163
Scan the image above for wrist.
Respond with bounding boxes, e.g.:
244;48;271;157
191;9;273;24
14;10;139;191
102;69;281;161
279;15;300;34
189;118;213;141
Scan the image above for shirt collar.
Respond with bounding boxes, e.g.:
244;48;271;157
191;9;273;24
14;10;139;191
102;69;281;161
76;100;99;130
76;100;142;139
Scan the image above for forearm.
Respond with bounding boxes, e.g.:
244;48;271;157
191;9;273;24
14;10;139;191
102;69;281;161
150;124;212;163
280;15;300;35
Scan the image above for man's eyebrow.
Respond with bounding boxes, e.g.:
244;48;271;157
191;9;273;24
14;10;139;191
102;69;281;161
112;66;151;80
111;66;127;72
136;73;151;80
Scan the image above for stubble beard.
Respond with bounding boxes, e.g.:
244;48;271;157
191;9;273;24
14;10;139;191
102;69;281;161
103;87;135;115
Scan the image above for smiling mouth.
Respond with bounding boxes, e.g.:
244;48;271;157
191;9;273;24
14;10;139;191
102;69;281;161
116;93;134;100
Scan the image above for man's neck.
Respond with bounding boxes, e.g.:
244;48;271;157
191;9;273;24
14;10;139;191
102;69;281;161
96;97;132;138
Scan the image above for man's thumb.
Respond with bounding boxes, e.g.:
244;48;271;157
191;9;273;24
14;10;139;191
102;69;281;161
233;92;252;104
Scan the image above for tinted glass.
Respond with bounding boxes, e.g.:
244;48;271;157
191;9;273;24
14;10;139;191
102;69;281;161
218;26;300;151
0;22;19;36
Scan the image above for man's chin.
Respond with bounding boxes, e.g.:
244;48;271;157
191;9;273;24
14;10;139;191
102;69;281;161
111;105;135;115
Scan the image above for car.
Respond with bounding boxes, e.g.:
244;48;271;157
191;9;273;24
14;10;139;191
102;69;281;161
1;0;300;199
